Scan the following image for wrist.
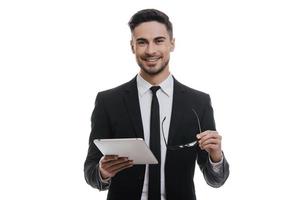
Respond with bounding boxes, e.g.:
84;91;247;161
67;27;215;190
210;151;222;163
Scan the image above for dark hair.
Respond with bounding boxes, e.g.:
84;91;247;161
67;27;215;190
128;9;173;38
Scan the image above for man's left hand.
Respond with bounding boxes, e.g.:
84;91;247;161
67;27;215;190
196;130;222;163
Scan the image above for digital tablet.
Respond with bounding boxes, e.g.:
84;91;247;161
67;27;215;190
93;138;158;164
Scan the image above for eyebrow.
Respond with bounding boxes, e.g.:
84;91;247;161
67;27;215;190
136;38;147;42
136;36;167;42
154;36;166;40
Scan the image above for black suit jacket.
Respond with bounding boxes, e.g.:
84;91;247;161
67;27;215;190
84;76;229;200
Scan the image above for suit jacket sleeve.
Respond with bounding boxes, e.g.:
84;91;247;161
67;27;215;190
197;95;230;188
84;92;111;191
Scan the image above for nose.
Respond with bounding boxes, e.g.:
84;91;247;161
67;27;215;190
145;42;156;55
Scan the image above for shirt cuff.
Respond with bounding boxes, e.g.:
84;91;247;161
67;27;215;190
209;154;223;174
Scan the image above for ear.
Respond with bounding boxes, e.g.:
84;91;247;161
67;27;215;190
170;38;175;52
130;40;135;54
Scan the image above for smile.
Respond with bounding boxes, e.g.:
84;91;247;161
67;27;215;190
143;57;160;62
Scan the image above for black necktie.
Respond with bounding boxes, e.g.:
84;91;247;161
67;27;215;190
149;86;161;200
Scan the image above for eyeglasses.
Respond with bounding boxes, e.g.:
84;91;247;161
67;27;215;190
161;109;202;150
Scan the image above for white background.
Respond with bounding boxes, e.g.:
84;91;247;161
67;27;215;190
1;0;300;199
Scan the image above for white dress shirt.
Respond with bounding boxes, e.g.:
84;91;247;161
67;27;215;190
137;73;173;200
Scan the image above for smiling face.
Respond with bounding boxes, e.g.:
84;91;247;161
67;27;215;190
131;21;175;78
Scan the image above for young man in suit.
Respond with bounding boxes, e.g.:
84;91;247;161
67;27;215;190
84;9;229;200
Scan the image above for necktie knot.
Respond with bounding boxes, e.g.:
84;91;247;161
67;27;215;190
150;86;161;94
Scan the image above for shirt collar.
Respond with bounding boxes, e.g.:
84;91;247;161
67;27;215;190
137;73;173;97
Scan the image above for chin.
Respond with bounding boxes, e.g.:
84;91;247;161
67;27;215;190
145;67;166;76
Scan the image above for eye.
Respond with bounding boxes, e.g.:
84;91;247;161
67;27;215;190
137;40;147;46
156;39;165;44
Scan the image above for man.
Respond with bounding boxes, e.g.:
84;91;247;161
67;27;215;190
84;9;229;200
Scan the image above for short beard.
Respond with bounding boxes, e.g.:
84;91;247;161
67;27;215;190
138;59;169;76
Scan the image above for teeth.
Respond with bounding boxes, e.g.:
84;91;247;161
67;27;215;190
146;57;159;62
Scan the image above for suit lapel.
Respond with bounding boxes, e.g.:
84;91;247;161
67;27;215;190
167;78;186;145
122;76;145;139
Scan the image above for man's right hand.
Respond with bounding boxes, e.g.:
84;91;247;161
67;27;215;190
99;155;134;179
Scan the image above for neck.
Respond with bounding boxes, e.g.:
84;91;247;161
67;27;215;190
140;67;170;86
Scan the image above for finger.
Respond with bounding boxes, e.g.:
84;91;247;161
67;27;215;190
101;161;130;177
102;158;131;170
196;131;208;139
198;135;221;150
197;130;218;139
199;137;219;148
199;132;221;143
200;138;221;147
101;157;125;170
107;160;133;173
201;143;220;151
101;155;119;163
111;161;134;175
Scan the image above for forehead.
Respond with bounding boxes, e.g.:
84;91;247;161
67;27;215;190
132;21;170;40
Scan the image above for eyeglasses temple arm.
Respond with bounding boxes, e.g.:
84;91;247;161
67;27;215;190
161;116;169;148
192;109;202;133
